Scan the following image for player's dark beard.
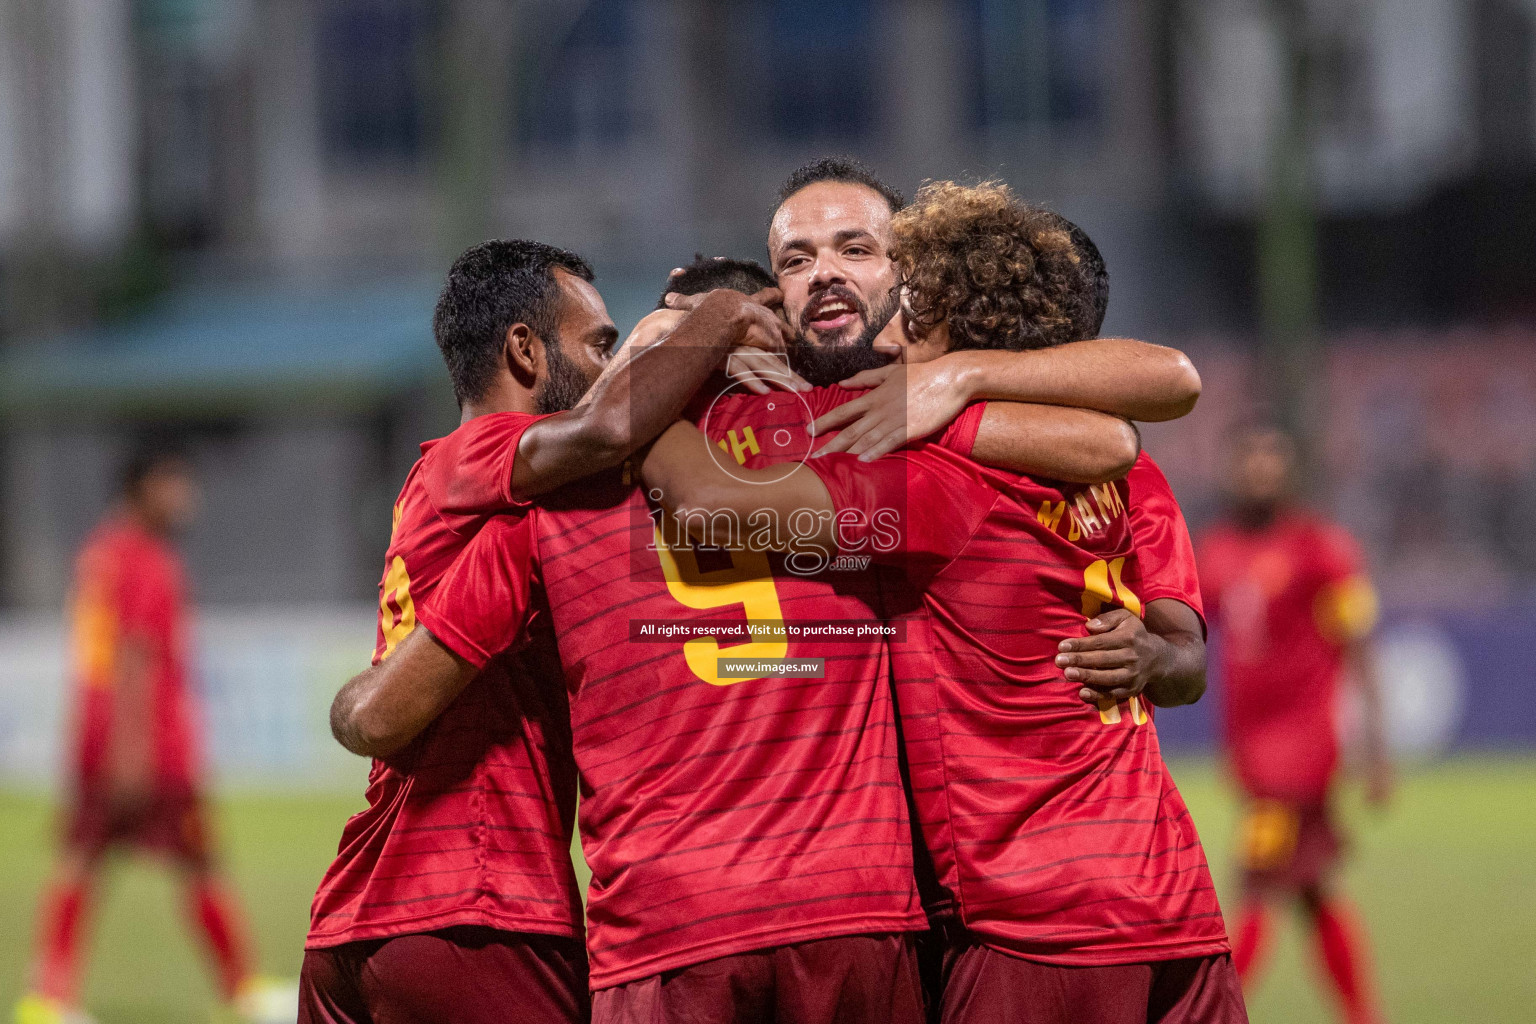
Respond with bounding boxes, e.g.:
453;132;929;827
535;336;593;414
788;287;899;388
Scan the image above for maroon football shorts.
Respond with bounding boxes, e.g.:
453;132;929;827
65;785;209;866
939;942;1248;1024
1237;798;1342;893
591;932;925;1024
299;926;590;1024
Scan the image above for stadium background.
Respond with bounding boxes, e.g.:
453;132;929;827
0;1;1532;1021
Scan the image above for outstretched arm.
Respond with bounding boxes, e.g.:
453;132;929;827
511;288;792;499
330;627;477;759
811;337;1199;462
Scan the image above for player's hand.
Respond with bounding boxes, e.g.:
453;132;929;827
663;287;802;390
663;284;779;315
733;288;795;354
665;287;795;354
1056;609;1168;706
810;358;967;462
623;308;687;350
723;346;809;394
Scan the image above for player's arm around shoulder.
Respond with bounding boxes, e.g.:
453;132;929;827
808;336;1195;466
948;338;1201;422
638;420;837;554
970;402;1140;483
513;289;792;500
330;627;478;759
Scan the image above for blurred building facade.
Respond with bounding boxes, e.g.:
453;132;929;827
1;0;1535;609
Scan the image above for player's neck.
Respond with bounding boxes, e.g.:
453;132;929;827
461;379;539;423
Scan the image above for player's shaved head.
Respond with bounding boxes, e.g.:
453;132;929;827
433;239;595;407
121;437;189;496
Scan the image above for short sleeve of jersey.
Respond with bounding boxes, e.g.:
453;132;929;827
417;513;539;669
420;411;552;521
936;401;986;456
1124;453;1206;630
1313;524;1377;642
806;445;996;566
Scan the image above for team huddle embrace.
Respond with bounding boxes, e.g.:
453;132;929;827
301;158;1250;1024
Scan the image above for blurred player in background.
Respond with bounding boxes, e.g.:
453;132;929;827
1197;424;1391;1024
16;446;279;1024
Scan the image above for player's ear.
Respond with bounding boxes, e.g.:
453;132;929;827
505;322;539;384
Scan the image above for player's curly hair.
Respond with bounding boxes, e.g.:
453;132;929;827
890;180;1082;352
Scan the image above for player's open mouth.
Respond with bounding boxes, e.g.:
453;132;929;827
807;296;860;332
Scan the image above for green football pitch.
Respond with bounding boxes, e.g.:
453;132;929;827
2;757;1532;1024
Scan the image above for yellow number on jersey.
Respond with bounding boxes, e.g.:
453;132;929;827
654;527;787;685
379;555;415;660
1079;557;1146;726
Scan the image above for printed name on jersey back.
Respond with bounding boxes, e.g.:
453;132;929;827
1032;479;1130;542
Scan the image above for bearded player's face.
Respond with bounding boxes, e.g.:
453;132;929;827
769;182;899;352
535;270;619;415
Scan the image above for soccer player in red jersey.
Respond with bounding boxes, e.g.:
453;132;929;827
301;240;792;1024
17;446;265;1024
642;182;1246;1023
1197;423;1391;1024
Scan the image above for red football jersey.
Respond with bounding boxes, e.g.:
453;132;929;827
307;411;584;950
420;385;929;990
808;446;1230;965
1125;453;1206;629
69;519;200;791
1197;510;1377;801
